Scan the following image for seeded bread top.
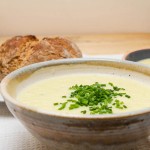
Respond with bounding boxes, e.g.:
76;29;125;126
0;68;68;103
0;35;82;81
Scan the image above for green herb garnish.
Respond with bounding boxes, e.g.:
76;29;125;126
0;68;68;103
62;96;67;98
58;102;67;110
69;103;80;110
81;110;87;114
53;103;59;106
125;94;131;98
54;82;131;114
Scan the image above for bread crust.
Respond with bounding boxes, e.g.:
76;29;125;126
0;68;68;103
0;35;38;80
0;35;82;80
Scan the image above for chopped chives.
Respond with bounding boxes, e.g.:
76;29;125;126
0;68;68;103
54;82;131;114
54;103;59;106
58;102;67;110
81;110;87;114
62;96;66;98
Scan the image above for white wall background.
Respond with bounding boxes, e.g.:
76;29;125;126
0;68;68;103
0;0;150;36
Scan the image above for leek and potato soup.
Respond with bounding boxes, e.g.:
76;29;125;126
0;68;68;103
138;58;150;65
16;67;150;115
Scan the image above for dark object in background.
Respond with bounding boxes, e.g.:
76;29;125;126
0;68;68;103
124;49;150;62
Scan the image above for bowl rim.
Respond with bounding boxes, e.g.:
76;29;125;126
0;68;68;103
1;58;150;119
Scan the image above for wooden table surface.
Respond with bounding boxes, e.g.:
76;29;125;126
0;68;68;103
1;33;150;55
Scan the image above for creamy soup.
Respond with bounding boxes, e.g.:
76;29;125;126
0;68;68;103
139;58;150;65
17;73;150;115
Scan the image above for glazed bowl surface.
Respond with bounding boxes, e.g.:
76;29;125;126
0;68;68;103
1;58;150;150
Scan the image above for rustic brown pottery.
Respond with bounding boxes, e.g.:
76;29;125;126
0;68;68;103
1;59;150;150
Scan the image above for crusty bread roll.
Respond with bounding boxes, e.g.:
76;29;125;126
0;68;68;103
0;35;82;81
0;35;38;80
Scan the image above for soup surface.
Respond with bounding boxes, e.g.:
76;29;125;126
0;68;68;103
139;58;150;65
17;73;150;115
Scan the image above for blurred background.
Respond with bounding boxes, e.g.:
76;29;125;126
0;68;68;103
0;0;150;36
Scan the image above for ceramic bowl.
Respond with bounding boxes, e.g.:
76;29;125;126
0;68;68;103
1;59;150;150
124;49;150;62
